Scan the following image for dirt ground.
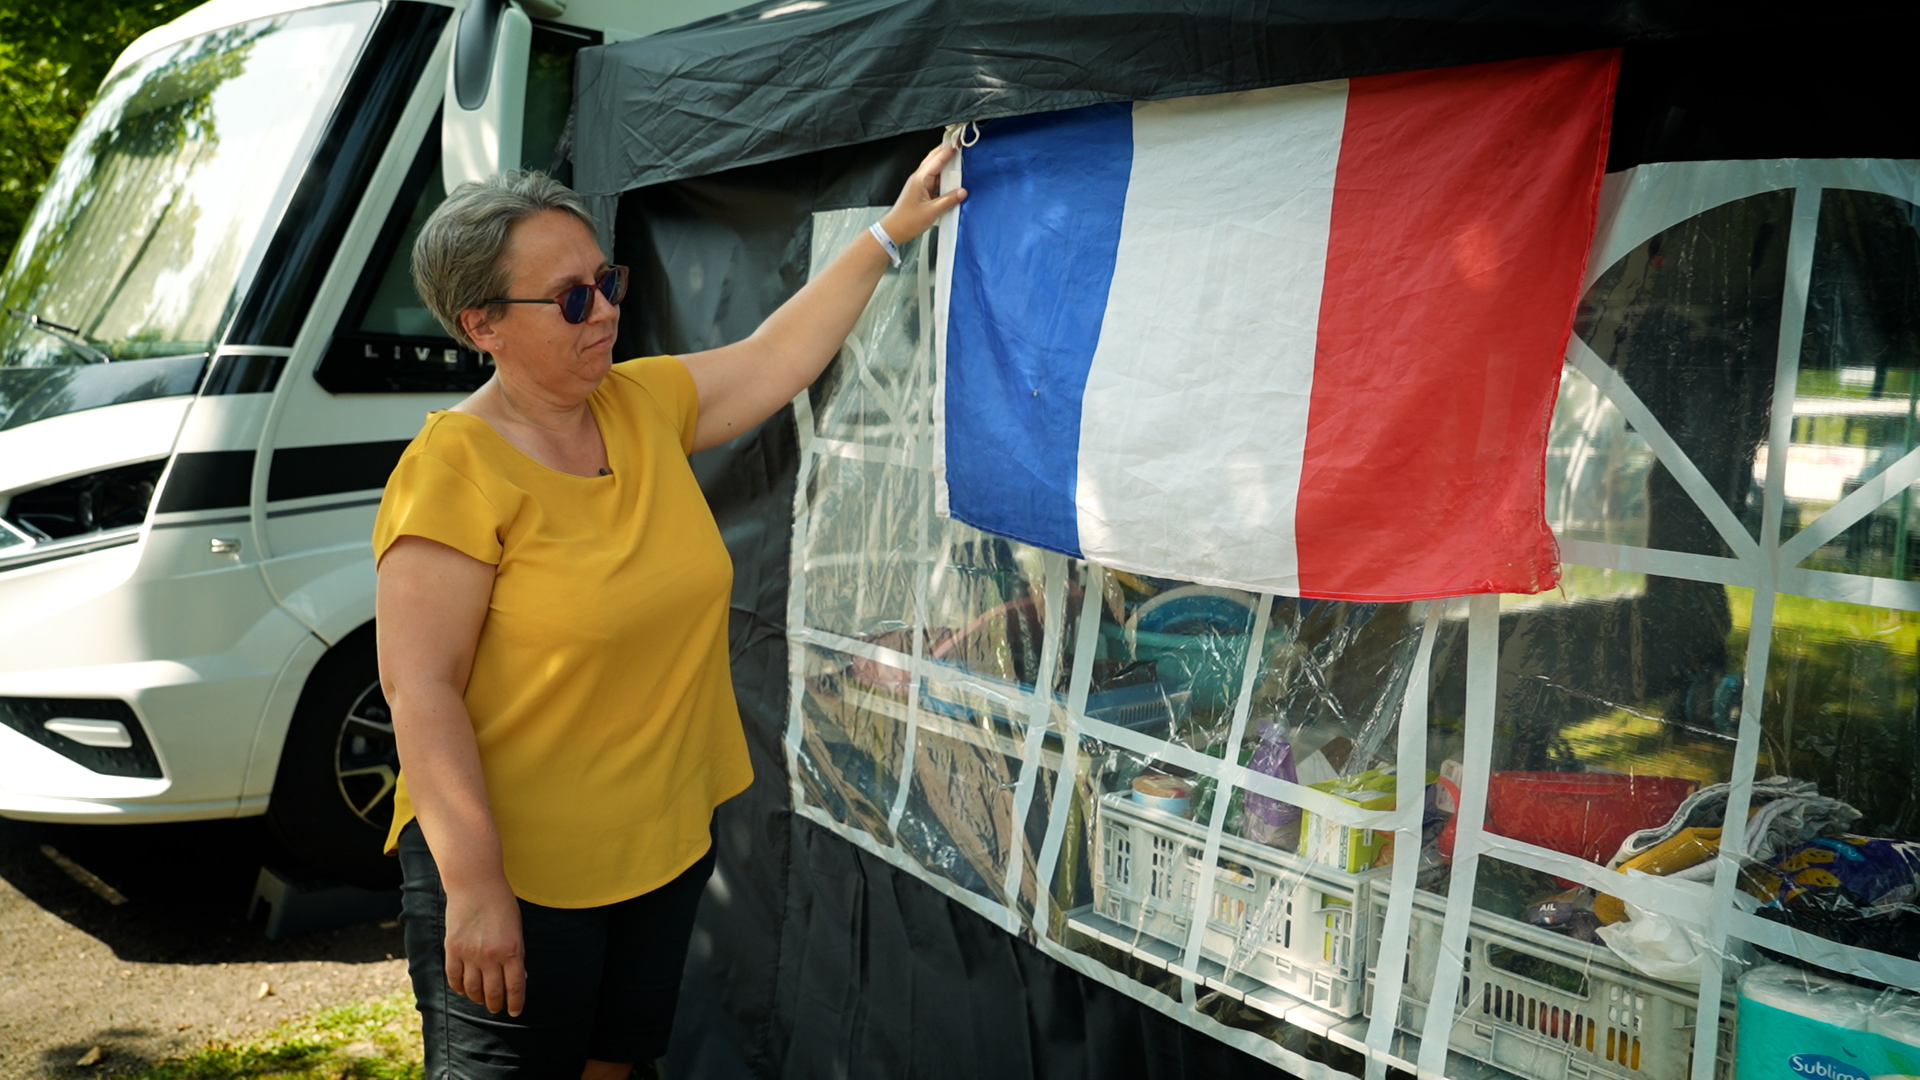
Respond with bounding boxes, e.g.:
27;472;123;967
0;813;411;1079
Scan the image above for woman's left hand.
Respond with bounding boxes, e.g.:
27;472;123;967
877;143;967;246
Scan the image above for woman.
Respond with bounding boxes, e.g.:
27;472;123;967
374;144;963;1080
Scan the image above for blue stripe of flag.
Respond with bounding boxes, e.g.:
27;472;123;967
944;103;1134;557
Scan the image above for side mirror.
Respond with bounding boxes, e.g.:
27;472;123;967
443;0;531;191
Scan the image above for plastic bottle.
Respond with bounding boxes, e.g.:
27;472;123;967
1244;721;1300;849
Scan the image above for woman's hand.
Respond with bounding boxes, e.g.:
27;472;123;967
443;878;528;1016
679;139;968;450
877;143;967;246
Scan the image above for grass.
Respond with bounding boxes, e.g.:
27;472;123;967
125;993;421;1080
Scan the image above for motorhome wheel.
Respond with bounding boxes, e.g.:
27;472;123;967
265;626;400;888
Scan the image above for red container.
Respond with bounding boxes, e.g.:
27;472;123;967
1440;771;1698;866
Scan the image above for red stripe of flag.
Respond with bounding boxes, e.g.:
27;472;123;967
1295;50;1618;601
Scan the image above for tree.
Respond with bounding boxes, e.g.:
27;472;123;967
0;0;198;267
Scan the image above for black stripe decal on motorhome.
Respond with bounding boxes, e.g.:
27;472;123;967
267;441;411;502
266;495;385;519
155;451;256;513
201;355;288;396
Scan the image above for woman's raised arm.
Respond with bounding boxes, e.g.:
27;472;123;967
677;142;966;452
376;536;526;1017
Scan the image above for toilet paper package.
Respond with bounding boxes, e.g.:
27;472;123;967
1736;965;1920;1080
1871;996;1920;1079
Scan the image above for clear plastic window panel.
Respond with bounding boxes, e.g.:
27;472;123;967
1785;189;1920;578
1569;189;1790;557
1488;569;1745;829
796;645;908;844
786;161;1920;1080
799;454;927;642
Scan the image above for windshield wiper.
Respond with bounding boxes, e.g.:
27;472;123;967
5;308;112;364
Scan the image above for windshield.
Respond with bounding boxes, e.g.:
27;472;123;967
0;3;377;423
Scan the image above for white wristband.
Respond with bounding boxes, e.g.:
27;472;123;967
869;220;902;268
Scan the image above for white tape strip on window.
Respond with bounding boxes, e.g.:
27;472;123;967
806;435;930;472
1728;908;1920;991
845;322;916;441
1364;603;1440;1080
1776;566;1920;613
1686;184;1820;1080
881;475;930;835
1173;599;1270;1003
884;281;936;837
1568;339;1761;563
1030;563;1106;939
1471;831;1714;916
1777;442;1920;567
785;381;819;824
1415;594;1498;1080
1587;159;1920;288
999;552;1072;912
1556;538;1752;589
882;436;933;836
931;144;962;519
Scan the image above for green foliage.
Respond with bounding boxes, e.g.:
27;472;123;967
0;0;199;265
127;991;424;1080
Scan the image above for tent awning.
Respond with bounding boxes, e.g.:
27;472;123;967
570;0;1895;196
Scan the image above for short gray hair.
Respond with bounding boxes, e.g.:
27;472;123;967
411;170;596;351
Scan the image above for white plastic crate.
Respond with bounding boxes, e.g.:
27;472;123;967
1084;789;1385;1017
1367;887;1735;1080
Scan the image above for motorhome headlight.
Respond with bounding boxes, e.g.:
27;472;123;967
3;459;165;544
0;697;162;778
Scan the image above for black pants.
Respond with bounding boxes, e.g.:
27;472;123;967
397;821;715;1080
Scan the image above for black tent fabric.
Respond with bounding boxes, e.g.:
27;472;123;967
573;0;1915;197
581;5;1920;1077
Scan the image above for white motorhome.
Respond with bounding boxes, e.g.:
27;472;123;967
0;0;736;885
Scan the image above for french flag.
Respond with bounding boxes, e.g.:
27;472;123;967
934;52;1617;601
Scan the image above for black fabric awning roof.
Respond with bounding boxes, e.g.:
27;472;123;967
570;0;1910;197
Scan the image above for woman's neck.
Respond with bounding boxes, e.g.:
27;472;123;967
474;373;591;431
454;372;611;477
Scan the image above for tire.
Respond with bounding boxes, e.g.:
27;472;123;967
265;625;401;888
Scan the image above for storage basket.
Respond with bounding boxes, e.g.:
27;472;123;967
1367;887;1735;1080
1075;790;1385;1017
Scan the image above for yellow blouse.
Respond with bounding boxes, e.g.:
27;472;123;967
371;356;751;908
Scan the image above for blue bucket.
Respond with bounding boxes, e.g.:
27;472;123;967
1100;623;1250;712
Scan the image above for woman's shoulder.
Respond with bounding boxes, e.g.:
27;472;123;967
605;356;698;450
373;412;521;565
393;411;516;488
607;355;691;398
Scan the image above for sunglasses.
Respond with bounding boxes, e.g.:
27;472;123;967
485;265;629;324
